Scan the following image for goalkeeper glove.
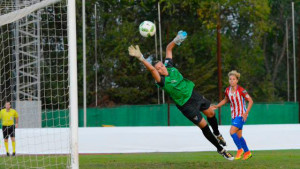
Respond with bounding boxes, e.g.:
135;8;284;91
128;45;145;61
173;30;187;45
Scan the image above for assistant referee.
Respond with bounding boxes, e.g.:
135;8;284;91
1;101;19;156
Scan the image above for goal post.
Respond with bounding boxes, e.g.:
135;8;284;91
0;0;78;168
68;0;79;168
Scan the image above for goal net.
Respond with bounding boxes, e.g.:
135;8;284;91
0;0;77;168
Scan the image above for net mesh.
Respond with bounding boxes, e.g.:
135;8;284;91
0;0;70;168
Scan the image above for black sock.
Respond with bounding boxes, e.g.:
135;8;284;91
207;115;220;136
201;125;223;151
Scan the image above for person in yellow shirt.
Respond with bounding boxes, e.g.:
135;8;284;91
0;101;19;156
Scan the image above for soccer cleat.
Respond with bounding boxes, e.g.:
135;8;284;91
216;134;227;146
243;151;252;160
6;152;10;157
12;152;16;156
218;149;234;161
235;149;244;160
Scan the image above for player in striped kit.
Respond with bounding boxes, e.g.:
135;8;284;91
213;70;253;160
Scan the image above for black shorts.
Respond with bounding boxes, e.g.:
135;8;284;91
176;90;211;125
2;125;15;139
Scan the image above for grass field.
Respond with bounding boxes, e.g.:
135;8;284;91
0;150;299;168
80;150;300;169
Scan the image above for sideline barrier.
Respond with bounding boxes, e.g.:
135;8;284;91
79;124;299;153
0;124;299;154
35;103;298;127
78;103;299;126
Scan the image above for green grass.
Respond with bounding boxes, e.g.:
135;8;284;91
0;150;299;169
0;155;70;169
80;150;300;169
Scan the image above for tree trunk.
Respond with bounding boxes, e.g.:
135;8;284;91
272;31;287;84
263;33;270;75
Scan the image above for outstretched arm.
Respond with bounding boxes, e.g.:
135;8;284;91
166;31;187;59
166;41;176;59
141;59;161;82
128;45;161;82
212;96;228;110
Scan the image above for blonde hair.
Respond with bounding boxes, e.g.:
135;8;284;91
228;70;240;80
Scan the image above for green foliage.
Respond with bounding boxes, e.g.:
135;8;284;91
75;0;297;106
263;0;300;101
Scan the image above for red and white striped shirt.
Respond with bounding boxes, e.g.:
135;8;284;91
224;85;249;119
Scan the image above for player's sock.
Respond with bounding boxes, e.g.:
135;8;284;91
231;133;242;149
240;137;249;152
201;125;223;151
12;141;16;153
207;115;220;136
4;142;9;153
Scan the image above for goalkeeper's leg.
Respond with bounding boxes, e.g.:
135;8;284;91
176;96;233;160
198;119;234;161
202;104;226;146
198;119;223;151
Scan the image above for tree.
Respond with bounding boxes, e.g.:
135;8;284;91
75;0;297;106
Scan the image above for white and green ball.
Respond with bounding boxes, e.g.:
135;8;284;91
139;21;156;37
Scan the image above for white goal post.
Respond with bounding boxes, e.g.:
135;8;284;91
68;0;79;168
0;0;78;168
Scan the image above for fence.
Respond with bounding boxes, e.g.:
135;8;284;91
78;102;299;127
0;103;297;127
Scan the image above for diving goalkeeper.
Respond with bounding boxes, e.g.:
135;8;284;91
128;31;234;160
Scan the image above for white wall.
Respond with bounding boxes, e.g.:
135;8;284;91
1;124;299;154
78;124;300;153
0;128;70;154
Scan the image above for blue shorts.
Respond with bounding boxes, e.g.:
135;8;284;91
231;117;245;130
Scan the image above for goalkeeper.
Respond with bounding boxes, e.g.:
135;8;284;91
0;101;19;156
128;31;233;160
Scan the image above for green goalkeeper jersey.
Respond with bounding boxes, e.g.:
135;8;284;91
156;59;194;106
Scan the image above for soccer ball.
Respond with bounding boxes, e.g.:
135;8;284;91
139;21;156;37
